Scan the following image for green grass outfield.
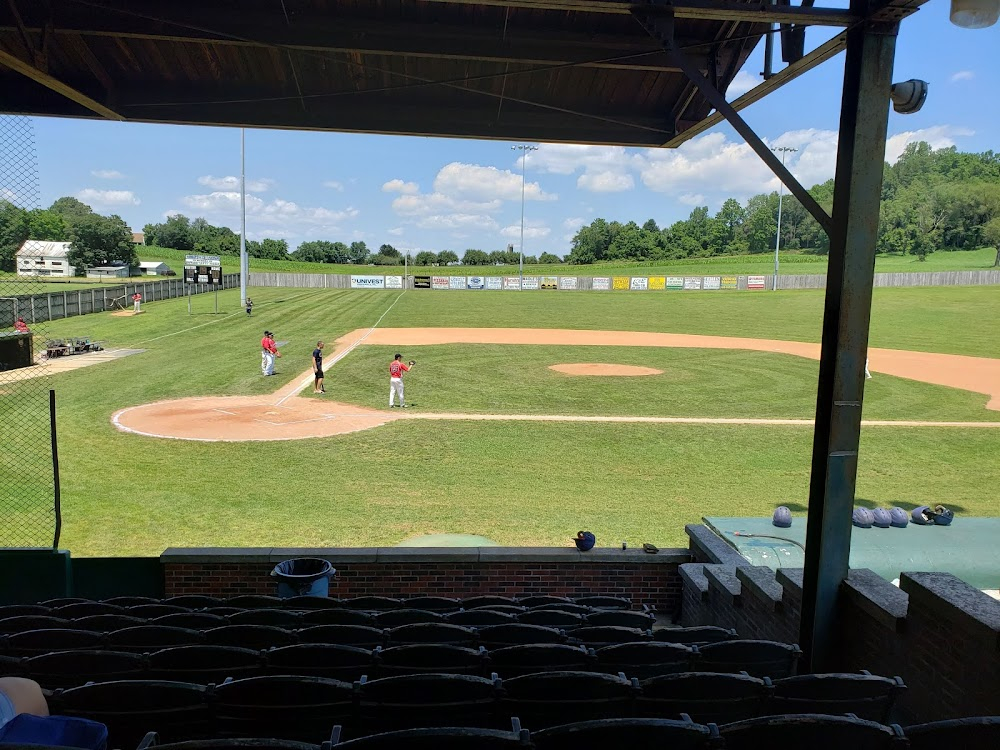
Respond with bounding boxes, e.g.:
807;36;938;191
137;245;1000;278
5;285;998;556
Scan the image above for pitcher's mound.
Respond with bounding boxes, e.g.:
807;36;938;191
549;363;664;377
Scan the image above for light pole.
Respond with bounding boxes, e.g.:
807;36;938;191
771;146;797;291
511;144;538;289
239;128;247;306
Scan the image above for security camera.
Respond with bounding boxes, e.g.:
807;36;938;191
890;80;928;114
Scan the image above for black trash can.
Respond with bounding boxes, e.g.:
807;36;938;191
270;558;336;598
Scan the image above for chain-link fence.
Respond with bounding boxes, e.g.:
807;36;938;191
0;115;59;548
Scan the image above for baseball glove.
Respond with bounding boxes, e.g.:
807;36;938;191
276;352;282;358
408;360;416;366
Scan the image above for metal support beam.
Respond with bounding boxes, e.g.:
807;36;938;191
637;10;833;235
799;6;898;672
0;47;123;120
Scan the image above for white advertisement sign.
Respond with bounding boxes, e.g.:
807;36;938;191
748;275;767;290
630;277;649;291
385;275;403;289
486;276;503;290
703;276;721;290
351;275;385;289
467;276;485;289
684;277;702;290
559;276;578;290
432;276;450;290
503;276;521;290
449;276;466;289
592;277;611;290
521;276;540;290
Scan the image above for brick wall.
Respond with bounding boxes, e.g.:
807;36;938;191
161;547;688;613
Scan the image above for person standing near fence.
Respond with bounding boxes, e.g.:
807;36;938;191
132;292;142;314
312;341;326;393
261;330;279;376
246;298;253;317
389;353;415;407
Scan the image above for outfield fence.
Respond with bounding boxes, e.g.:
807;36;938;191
0;274;241;327
778;269;1000;290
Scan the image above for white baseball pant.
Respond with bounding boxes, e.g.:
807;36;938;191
389;377;404;406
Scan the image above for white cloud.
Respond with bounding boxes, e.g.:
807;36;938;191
323;180;345;191
76;188;140;206
678;193;706;206
416;214;499;231
638;132;775;199
501;221;551;240
563;217;585;231
387;227;405;236
726;70;762;100
391;192;502;217
179;190;359;237
577;171;634;192
91;169;125;179
885;125;974;162
433;162;556;202
525;144;633;176
197;175;274;192
950;70;974;82
382;179;420;194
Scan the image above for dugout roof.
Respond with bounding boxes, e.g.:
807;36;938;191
0;0;917;147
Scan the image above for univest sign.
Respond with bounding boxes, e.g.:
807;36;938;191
351;275;385;289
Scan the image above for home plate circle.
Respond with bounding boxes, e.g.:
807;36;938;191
548;363;664;376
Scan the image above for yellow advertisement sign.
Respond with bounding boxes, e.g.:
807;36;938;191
648;276;666;290
613;276;630;290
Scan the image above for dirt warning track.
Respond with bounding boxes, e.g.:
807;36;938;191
111;327;1000;442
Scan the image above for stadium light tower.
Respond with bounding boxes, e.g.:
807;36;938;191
771;146;797;291
239;128;248;307
511;144;538;289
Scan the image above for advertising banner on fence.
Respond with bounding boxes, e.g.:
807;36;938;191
432;276;450;290
721;275;738;290
467;276;485;289
703;276;721;290
613;276;630;290
630;277;649;291
683;277;702;290
592;277;611;290
413;275;432;289
559;276;578;290
385;275;403;289
541;276;558;290
649;276;666;290
748;275;767;290
351;275;385;289
486;276;503;290
666;277;684;290
522;276;540;290
503;276;522;290
449;276;466;289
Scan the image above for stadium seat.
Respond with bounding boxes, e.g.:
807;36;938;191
149;645;263;683
301;610;375;627
402;597;462;612
770;672;906;723
375;644;487;678
51;680;211;748
280;596;343;611
696;640;802;678
136;735;320;750
374;610;445;628
229;610;303;628
447;610;516;628
569;626;651;649
206;625;298;650
0;616;71;634
0;654;22;677
583;611;656;630
529;603;592;616
516;597;572;609
470;606;527;616
904;716;1000;750
654;626;738;645
23;649;147;689
52;603;126;619
486;644;594;679
499;670;636;729
265;644;374;681
637;672;770;724
3;628;106;657
214;675;354;743
343;597;401;611
40;598;89;607
104;597;160;607
530;717;719;750
165;596;222;609
357;673;501;735
107;626;205;652
204;608;244;618
386;623;478;647
73;615;146;633
0;605;51;618
460;597;517;610
297;626;385;649
328;722;531;749
152;613;230;631
573;597;632;610
593;642;693;680
225;596;283;610
127;605;191;620
516;611;583;629
477;625;566;648
720;713;906;749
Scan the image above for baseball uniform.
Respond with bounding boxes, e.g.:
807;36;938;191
389;359;410;407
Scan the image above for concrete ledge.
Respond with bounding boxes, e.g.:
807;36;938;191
686;524;749;567
161;548;273;563
375;548;481;563
736;566;783;611
704;564;742;604
776;568;803;596
900;572;1000;649
270;548;379;563
844;569;909;632
679;563;709;601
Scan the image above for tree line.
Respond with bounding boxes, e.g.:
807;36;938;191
567;142;1000;265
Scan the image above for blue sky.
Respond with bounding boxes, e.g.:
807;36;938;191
31;3;1000;256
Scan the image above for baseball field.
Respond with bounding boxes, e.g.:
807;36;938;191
9;283;1000;556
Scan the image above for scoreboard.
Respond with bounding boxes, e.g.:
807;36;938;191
184;254;222;285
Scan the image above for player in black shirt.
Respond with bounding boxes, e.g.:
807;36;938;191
312;341;325;393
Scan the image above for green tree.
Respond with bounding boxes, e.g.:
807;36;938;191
607;221;659;260
980;217;1000;267
27;209;67;241
462;249;490;265
256;238;289;260
348;241;369;264
150;214;195;251
368;253;403;266
0;201;29;271
378;243;401;258
523;254;538;265
538;252;562;264
49;196;93;225
642;218;660;233
437;250;459;265
567;218;612;264
67;213;136;272
414;251;437;266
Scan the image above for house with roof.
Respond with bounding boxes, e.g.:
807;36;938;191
15;240;76;277
138;261;172;276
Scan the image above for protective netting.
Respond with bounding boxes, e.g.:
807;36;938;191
0;114;58;548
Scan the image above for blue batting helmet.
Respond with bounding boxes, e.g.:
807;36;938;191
852;507;874;529
772;506;792;528
889;507;909;528
872;508;891;528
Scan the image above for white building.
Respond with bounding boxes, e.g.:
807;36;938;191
16;240;76;277
138;261;172;276
86;265;130;279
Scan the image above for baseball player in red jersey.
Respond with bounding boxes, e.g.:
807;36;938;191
389;353;415;407
261;330;278;375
